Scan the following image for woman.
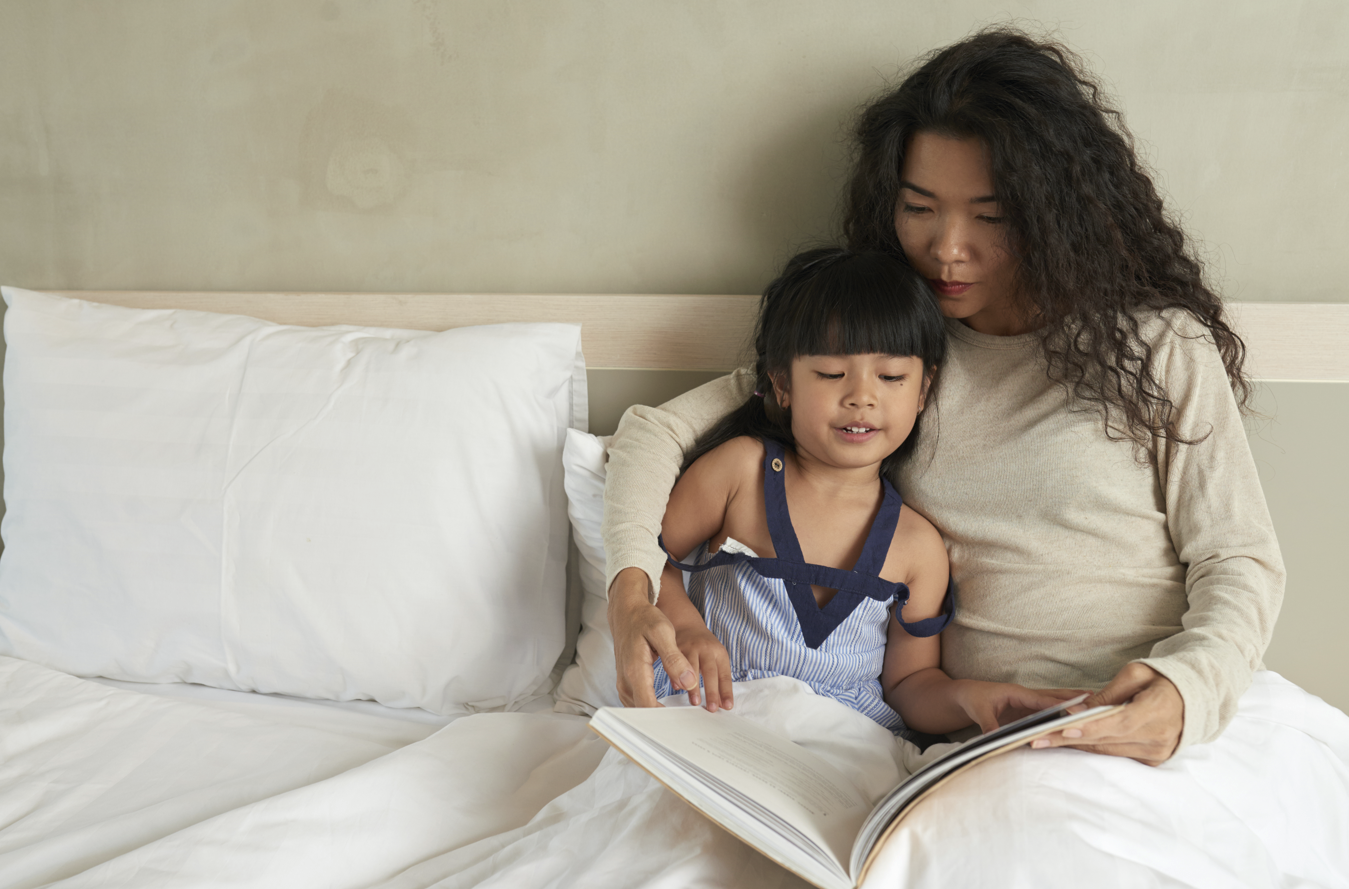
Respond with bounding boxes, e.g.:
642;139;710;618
417;30;1344;888
604;28;1276;767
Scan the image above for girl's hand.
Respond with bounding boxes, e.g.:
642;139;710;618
1028;663;1183;765
953;680;1086;735
671;625;734;712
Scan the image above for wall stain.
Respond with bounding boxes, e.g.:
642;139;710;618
411;0;453;65
300;90;416;212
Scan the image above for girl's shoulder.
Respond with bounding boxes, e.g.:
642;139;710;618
683;435;766;484
882;500;949;585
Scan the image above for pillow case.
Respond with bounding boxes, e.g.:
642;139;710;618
0;286;586;715
554;428;622;715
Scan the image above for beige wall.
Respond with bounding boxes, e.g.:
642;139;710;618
1;2;1346;709
3;1;1348;297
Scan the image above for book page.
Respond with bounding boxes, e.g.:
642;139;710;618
684;723;863;817
594;706;870;885
850;702;1123;881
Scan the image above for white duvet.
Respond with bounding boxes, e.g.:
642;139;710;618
2;656;1346;888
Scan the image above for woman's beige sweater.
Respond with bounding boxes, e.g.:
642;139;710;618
601;312;1284;751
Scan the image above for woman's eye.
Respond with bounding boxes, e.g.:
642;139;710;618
901;204;930;215
979;215;1005;224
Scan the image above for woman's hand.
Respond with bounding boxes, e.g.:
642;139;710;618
607;568;698;708
1029;663;1184;765
952;680;1085;735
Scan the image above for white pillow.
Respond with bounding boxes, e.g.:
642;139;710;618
553;429;622;715
0;287;586;715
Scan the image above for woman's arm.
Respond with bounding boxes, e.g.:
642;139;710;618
603;368;754;706
602;368;755;601
1036;311;1284;761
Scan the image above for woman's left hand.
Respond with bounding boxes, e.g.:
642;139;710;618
1030;663;1184;765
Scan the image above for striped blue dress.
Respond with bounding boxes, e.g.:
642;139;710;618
653;439;953;734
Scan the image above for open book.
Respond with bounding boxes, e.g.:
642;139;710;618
590;695;1120;889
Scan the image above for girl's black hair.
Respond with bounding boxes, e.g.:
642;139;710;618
684;247;946;475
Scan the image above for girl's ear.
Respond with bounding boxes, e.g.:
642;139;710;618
770;371;790;409
918;367;937;412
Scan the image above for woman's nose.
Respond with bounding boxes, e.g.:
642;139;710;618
933;216;970;265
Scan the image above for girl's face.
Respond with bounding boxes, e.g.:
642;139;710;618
774;353;929;473
894;132;1027;336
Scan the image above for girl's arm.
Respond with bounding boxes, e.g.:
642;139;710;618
650;437;759;711
604;369;754;707
882;514;1079;734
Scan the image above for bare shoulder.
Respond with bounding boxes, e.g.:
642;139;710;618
883;504;949;588
690;437;766;472
686;435;765;481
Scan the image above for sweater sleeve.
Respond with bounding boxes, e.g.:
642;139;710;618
1134;314;1285;751
601;367;756;602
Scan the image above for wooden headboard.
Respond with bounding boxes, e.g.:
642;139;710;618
47;292;760;372
47;291;1349;381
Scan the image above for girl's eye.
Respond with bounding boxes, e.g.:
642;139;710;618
816;372;844;380
881;375;906;383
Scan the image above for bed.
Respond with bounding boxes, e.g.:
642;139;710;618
0;286;1346;889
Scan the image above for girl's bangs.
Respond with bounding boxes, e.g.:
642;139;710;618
780;270;938;362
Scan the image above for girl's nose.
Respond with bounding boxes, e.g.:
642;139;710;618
845;381;878;408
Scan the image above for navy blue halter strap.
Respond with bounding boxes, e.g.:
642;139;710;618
662;439;954;649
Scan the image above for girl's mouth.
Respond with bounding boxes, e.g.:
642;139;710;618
837;425;879;442
929;279;973;297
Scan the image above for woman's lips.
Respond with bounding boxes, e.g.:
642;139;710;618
929;279;973;297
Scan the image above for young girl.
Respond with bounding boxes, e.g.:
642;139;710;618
650;247;1076;736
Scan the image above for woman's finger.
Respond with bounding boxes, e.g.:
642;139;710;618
640;618;699;704
1030;679;1182;765
675;649;701;707
1084;662;1158;708
620;665;658;708
614;631;659;708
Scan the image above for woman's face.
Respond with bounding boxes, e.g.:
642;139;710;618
895;132;1026;336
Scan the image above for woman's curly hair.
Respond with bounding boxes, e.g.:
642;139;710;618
842;27;1251;449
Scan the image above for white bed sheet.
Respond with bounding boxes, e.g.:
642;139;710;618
0;656;588;889
6;656;1346;889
